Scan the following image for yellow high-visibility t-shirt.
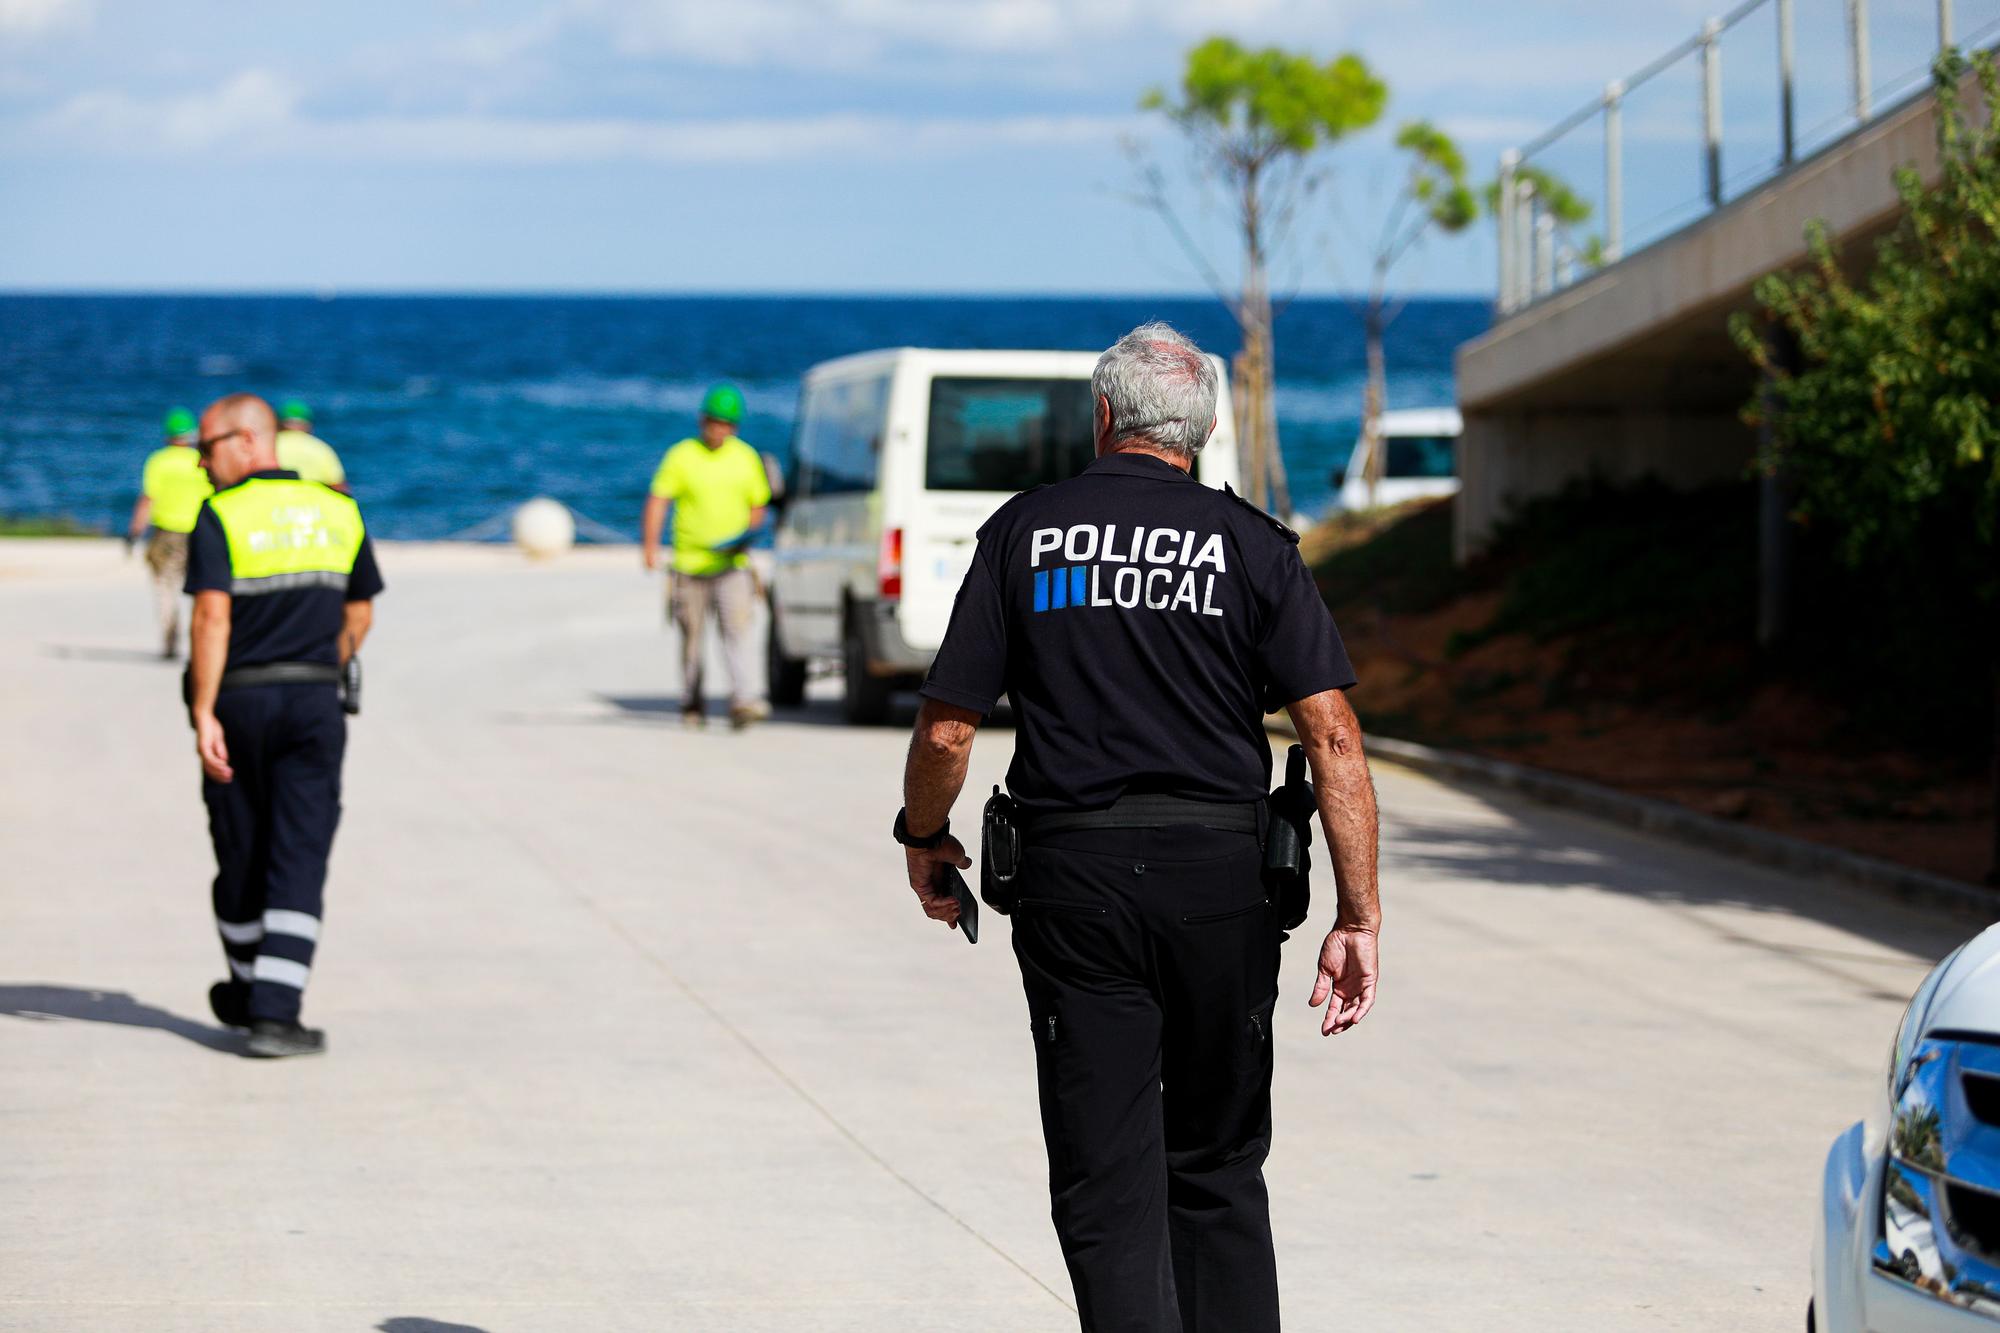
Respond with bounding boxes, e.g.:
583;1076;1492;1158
648;437;771;576
140;444;213;533
275;430;347;487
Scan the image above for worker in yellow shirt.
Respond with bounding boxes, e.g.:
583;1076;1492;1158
275;400;349;492
126;407;214;659
641;384;771;730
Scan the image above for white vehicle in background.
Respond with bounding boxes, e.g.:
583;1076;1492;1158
1814;922;2000;1332
1333;406;1462;511
768;347;1240;724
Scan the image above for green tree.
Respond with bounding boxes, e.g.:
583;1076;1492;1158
1138;36;1386;514
1354;121;1478;506
1732;52;2000;882
1482;165;1602;273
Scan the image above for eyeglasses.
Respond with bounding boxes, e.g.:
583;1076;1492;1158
195;428;243;456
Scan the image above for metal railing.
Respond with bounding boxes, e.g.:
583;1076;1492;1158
1497;0;1973;314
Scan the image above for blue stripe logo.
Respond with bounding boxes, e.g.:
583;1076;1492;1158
1033;565;1094;614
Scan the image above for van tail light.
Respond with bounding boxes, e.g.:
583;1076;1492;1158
878;527;904;600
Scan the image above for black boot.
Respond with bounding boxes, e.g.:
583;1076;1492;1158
246;1020;327;1059
208;980;250;1030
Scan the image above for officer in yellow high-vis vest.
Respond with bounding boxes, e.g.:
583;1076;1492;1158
185;394;384;1059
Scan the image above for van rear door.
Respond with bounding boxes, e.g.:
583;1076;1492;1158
896;373;1097;653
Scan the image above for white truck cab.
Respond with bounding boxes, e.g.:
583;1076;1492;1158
1334;406;1462;511
769;347;1240;723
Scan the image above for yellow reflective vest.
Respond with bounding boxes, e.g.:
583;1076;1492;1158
205;476;366;593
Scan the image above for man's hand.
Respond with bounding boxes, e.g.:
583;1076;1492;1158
905;837;972;929
642;546;660;572
1309;925;1378;1036
194;711;233;783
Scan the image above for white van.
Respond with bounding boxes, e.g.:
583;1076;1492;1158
1333;406;1462;511
769;347;1240;723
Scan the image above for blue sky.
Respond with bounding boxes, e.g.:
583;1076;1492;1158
0;0;1965;295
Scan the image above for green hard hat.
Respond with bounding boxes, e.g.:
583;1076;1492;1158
700;383;744;424
279;398;313;425
163;407;197;439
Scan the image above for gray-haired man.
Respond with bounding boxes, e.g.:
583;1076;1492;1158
895;323;1382;1330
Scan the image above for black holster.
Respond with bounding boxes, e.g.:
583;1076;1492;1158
1263;744;1315;931
341;656;362;716
980;785;1021;915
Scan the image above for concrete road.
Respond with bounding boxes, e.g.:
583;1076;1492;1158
0;539;1978;1332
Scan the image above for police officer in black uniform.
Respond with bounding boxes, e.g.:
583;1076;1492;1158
185;393;385;1059
895;324;1381;1332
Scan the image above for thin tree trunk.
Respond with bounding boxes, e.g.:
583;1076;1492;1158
1231;345;1260;508
1362;305;1387;508
1236;297;1277;512
1237;168;1287;516
1264;312;1292;520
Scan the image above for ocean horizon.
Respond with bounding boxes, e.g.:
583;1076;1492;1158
0;292;1491;539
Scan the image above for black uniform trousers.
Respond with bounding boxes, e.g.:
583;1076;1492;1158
202;682;345;1024
1011;821;1282;1333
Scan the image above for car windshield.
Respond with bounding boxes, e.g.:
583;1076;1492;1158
1384;435;1456;480
925;377;1095;492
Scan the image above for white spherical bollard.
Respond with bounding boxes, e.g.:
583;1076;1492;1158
511;497;575;559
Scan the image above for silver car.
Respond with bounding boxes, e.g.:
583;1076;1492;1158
1816;923;2000;1330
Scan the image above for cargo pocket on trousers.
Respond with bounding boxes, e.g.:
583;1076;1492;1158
1239;995;1277;1072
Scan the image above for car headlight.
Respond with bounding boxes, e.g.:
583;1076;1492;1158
1873;1035;2000;1317
1890;951;1963;1100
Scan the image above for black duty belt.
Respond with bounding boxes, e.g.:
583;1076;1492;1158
1023;794;1261;840
219;662;342;691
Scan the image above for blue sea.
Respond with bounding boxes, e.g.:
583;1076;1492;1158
0;294;1489;539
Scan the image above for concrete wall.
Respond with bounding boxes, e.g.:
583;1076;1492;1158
1455;410;1752;562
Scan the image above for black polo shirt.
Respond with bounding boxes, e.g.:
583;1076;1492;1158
920;451;1355;810
184;470;385;670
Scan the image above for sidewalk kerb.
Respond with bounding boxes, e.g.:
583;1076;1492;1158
1266;715;2000;921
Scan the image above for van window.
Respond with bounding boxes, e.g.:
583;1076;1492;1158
1384;436;1455;480
925;377;1094;492
797;375;888;497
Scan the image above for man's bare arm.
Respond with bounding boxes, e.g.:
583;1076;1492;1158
900;697;982;928
904;697;980;834
1286;687;1379;931
1285;686;1382;1035
340;600;373;666
190;591;234;783
640;495;669;570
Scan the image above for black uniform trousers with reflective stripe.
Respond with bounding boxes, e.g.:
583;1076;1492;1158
1010;822;1282;1333
202;682;345;1024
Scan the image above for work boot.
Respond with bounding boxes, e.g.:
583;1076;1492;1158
729;701;770;731
246;1020;327;1059
208;980;249;1029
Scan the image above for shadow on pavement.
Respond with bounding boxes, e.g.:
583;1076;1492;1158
377;1320;493;1333
44;644;175;666
1383;802;1976;969
594;693;929;729
0;984;241;1054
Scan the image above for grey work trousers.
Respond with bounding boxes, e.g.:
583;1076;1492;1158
145;530;189;657
669;567;758;713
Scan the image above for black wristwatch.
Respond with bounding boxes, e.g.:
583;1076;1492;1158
893;808;950;849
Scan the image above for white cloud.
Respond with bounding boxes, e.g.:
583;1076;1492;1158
0;0;89;34
572;0;1318;70
6;71;1134;165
